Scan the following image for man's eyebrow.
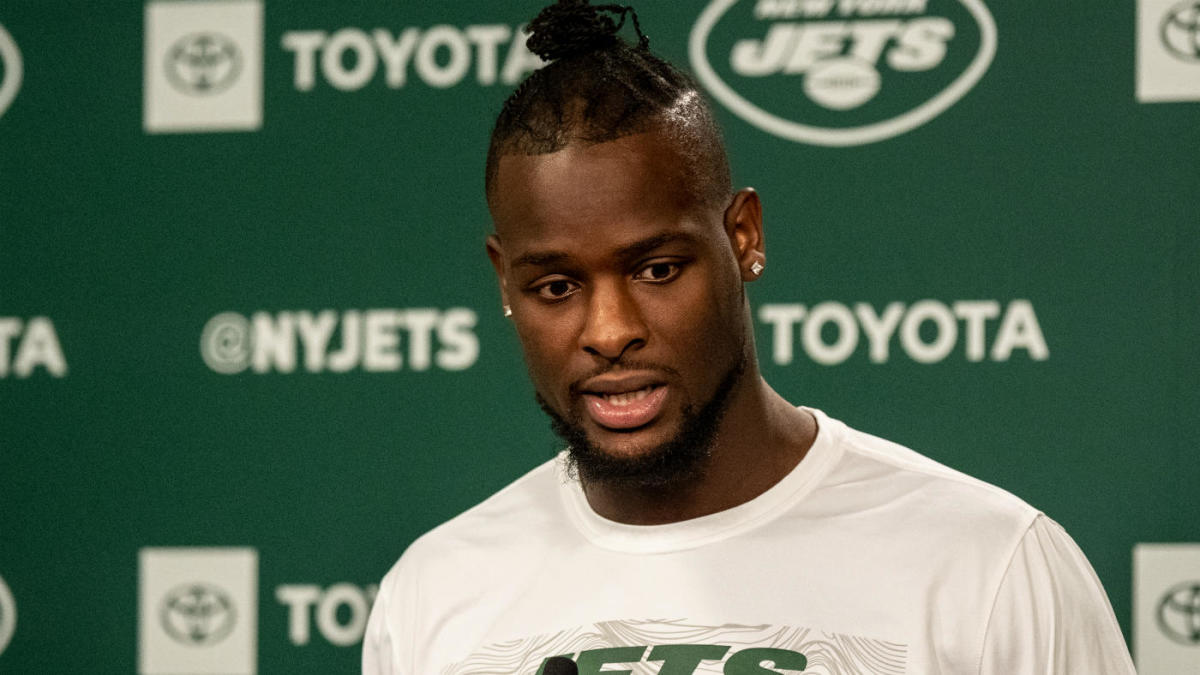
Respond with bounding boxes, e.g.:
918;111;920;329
511;250;571;269
511;232;700;270
613;232;700;262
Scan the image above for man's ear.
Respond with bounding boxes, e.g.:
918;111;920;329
724;188;765;282
485;234;510;308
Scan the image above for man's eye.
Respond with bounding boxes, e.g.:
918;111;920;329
635;262;680;282
536;279;577;300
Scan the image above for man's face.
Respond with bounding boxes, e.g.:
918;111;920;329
487;129;759;484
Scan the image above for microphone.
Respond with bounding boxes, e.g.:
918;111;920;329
542;656;578;675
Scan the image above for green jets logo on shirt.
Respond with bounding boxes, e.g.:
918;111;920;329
689;0;997;146
536;644;807;674
445;619;906;674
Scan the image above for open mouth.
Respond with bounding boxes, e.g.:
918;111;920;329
598;385;656;405
582;384;668;430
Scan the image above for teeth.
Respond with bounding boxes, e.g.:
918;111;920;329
604;386;653;406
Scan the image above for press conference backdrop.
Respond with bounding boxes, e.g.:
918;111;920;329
0;0;1197;673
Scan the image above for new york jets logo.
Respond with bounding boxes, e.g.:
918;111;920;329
689;0;997;146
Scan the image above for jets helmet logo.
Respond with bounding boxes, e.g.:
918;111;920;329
690;0;997;146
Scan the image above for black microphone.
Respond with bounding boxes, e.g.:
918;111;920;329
542;655;578;675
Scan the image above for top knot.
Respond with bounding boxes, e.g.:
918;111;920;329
526;0;649;62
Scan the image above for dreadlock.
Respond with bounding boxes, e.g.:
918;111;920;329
484;0;732;210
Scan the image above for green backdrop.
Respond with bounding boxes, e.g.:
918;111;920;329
1;0;1196;672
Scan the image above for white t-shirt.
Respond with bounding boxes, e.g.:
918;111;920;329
363;408;1134;674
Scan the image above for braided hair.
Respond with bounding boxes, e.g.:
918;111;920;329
485;0;732;210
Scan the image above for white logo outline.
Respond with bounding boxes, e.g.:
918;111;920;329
0;574;16;655
0;23;23;118
688;0;998;147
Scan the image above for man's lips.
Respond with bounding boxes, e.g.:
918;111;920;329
578;373;669;430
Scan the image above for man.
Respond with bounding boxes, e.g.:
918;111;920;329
364;1;1135;673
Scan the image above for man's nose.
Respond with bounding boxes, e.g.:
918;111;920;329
579;278;647;361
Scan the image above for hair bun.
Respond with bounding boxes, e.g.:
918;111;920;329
526;0;623;61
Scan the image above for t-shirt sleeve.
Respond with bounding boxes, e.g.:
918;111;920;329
362;583;396;675
979;514;1135;674
364;553;423;675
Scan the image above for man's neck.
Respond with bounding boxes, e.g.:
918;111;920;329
580;377;817;525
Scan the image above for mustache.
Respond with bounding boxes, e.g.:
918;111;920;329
566;360;682;397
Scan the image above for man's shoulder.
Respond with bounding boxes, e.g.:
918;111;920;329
379;457;566;582
817;411;1041;537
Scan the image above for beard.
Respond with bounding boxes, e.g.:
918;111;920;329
537;349;747;489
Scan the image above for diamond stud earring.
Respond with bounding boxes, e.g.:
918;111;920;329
750;261;764;276
503;305;513;317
